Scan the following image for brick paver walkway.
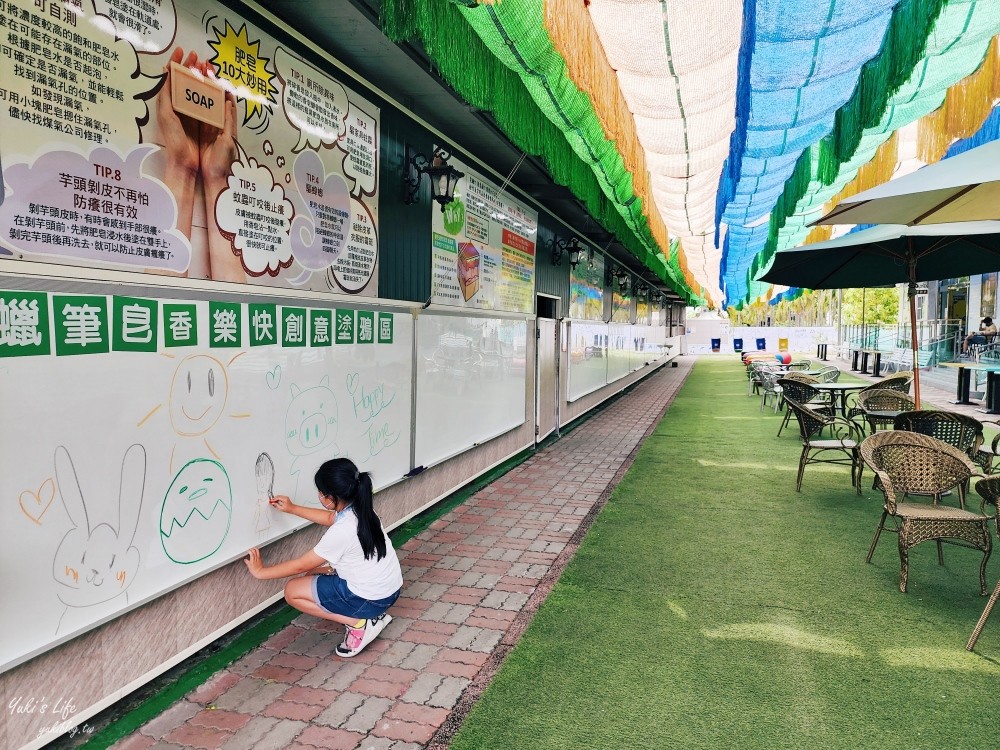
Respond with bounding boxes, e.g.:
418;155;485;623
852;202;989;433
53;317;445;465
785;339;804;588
110;358;695;750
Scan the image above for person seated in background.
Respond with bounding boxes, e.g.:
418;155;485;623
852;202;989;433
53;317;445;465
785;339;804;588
962;316;997;355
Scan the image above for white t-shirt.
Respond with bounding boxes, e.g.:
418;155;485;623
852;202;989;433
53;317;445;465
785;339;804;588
313;507;403;600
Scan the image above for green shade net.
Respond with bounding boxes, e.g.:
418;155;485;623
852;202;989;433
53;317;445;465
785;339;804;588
381;0;702;305
667;239;685;284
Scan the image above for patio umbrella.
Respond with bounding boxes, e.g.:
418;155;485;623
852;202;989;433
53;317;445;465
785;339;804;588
757;221;1000;408
811;141;1000;227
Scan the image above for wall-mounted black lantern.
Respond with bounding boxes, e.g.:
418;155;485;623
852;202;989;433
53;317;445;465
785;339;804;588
614;267;631;289
404;145;465;211
549;236;583;268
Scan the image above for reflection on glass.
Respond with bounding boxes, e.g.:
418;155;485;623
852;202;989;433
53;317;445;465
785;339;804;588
982;273;997;319
611;288;631;323
637;289;650;325
569;253;605;320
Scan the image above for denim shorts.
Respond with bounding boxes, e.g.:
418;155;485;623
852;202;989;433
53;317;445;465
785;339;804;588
312;574;401;619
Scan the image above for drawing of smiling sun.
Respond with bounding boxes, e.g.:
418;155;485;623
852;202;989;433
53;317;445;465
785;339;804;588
138;353;251;472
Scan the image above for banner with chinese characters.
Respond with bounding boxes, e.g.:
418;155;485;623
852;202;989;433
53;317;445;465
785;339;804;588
0;287;412;672
0;290;398;355
429;155;536;313
0;0;380;294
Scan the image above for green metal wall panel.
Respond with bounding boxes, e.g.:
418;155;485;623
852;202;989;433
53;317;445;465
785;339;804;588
534;222;566;316
377;109;435;304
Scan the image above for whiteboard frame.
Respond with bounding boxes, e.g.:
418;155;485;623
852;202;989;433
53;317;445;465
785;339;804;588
13;437;536;750
0;259;424;311
566;319;672;403
0;268;420;673
412;310;532;471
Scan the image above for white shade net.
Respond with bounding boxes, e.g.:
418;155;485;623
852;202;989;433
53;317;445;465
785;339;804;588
588;0;743;306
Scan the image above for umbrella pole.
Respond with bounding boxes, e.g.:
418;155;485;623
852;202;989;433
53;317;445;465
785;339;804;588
907;238;920;409
909;283;920;409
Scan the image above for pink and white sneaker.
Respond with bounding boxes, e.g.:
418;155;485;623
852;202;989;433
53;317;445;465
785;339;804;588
336;613;392;657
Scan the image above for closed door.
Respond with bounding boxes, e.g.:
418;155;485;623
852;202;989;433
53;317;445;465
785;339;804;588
536;318;558;441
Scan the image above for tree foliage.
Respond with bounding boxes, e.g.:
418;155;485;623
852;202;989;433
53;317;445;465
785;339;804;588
840;287;899;325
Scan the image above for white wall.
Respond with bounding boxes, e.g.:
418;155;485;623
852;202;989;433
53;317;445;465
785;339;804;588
686;325;837;355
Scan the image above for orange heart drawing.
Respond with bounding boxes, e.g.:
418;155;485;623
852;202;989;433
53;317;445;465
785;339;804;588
19;478;55;525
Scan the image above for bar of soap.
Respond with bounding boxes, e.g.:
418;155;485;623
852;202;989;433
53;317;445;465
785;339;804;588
169;61;226;129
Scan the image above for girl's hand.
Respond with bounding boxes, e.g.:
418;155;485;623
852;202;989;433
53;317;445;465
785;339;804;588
199;85;238;186
157;47;201;176
244;548;266;579
269;495;295;513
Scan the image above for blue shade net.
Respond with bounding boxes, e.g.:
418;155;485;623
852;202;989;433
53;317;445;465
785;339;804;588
760;2;1000;307
733;1;1000;307
716;0;902;306
945;103;1000;157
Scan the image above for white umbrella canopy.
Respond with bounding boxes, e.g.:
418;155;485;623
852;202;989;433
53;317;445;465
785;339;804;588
812;140;1000;227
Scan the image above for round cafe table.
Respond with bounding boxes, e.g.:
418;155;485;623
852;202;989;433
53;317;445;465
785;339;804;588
861;409;903;434
812;382;867;416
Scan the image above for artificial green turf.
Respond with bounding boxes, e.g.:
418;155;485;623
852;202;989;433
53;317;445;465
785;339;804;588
450;358;1000;750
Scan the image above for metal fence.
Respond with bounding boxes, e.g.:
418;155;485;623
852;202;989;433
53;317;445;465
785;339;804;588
840;319;962;362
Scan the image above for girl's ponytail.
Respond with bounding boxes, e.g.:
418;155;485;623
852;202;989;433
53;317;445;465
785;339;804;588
314;458;386;560
352;470;386;560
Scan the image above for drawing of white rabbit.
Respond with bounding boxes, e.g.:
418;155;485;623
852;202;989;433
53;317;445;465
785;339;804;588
52;444;146;635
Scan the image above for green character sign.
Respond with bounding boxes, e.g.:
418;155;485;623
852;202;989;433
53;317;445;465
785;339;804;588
443;197;466;235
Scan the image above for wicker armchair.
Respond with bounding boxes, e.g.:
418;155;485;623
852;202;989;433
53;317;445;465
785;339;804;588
879;371;914;393
853;390;917;433
786;359;813;371
747;360;775;397
967;478;1000;650
894;410;984;498
846;372;914;416
782;372;819;384
972;420;1000;474
816;365;841;383
783;396;864;493
893;410;983;459
859;431;991;594
745;359;761;395
776;378;830;437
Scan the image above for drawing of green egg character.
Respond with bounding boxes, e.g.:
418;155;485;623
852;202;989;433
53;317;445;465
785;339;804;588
160;459;232;564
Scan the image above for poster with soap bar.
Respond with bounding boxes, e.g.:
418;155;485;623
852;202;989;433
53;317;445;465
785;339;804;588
0;0;380;295
429;153;536;313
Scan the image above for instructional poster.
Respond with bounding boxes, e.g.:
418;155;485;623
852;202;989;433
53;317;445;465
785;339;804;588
0;0;380;294
430;155;536;313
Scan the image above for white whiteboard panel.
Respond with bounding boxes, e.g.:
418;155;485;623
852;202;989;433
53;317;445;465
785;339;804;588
568;323;671;400
607;323;632;383
0;292;412;672
567;321;609;401
414;314;527;468
631;325;666;370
